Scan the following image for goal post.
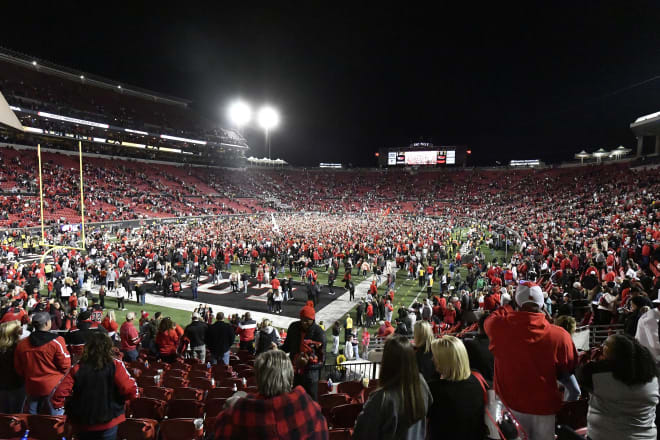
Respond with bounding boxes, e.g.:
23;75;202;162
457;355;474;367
37;140;87;251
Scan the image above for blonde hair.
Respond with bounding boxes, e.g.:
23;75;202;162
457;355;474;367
106;310;116;322
255;349;294;397
413;320;433;354
431;335;471;381
0;321;22;353
262;318;271;328
555;315;576;335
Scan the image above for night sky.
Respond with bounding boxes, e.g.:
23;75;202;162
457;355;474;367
3;2;660;166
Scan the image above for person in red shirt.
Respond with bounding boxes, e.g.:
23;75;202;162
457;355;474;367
485;282;577;439
155;317;182;363
101;310;119;337
52;332;138;438
119;312;140;361
14;312;71;415
0;301;27;325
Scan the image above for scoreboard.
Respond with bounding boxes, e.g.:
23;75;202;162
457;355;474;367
387;149;457;166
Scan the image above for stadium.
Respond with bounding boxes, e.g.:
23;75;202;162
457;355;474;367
0;6;660;440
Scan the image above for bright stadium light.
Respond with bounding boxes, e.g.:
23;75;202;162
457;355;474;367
227;100;252;127
32;60;37;66
257;106;280;131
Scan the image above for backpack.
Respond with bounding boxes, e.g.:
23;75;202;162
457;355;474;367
256;329;276;354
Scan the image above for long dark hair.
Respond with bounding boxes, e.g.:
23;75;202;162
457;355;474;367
80;332;114;370
379;335;426;425
607;334;658;386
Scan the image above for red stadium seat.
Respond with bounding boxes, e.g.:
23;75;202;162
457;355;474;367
207;387;237;399
337;380;364;401
27;415;68;439
188;370;212;380
166;399;205;419
204;398;228;432
188;377;214;392
218;377;244;389
173;387;205;401
129;397;168;421
165;368;189;379
136;375;162;388
319;393;351;420
330;403;363;429
141;386;174;402
117;417;158;440
329;428;353;440
0;414;28;438
159;418;204;440
163;376;189;389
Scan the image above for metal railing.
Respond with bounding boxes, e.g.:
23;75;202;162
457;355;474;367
322;360;379;383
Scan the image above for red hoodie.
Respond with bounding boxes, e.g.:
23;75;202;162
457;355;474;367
484;305;577;415
15;330;71;396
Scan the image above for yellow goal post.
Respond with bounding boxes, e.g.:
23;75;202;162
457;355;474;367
37;140;87;253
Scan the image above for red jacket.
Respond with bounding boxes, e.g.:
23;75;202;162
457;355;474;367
484;305;577;415
120;321;140;351
156;328;181;356
15;331;71;396
237;319;257;342
52;358;138;432
0;307;27;325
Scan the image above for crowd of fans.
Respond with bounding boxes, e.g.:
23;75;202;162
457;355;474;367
0;158;656;438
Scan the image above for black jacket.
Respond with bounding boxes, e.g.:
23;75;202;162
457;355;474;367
281;321;326;372
207;320;235;356
184;320;208;348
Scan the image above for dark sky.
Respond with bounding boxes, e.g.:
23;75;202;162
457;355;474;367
3;2;660;166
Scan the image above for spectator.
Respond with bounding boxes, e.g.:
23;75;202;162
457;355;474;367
52;332;139;440
578;334;659;439
0;320;25;413
331;321;341;355
184;312;208;363
635;299;660;364
427;336;485;440
413;320;437;382
463;314;495;382
353;335;431;440
237;312;257;354
155;317;182;363
14;311;71;414
485;282;577;440
119;312;141;362
207;312;235;365
65;311;108;357
101;310;118;339
255;318;280;355
281;304;326;400
214;349;328;439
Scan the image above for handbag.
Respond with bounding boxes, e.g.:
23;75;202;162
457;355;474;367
472;370;527;440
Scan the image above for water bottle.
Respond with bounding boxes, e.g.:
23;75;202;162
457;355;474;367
206;361;211;370
232;383;238;392
144;360;149;368
327;378;333;392
21;430;29;440
241;377;247;387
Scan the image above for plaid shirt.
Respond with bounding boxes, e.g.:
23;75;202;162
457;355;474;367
215;385;328;440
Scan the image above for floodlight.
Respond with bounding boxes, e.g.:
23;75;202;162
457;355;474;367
257;106;280;131
227;100;252;127
32;60;37;66
117;85;122;89
80;75;85;79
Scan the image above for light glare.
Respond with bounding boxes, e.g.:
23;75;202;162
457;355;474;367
227;100;252;126
258;106;280;130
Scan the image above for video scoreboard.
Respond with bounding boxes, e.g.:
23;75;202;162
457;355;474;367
387;149;457;166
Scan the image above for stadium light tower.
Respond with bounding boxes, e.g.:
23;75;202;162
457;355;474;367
227;100;252;129
257;106;280;162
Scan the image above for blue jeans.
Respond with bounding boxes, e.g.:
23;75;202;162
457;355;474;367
77;425;118;440
123;349;138;362
26;394;64;415
192;287;198;299
210;350;230;366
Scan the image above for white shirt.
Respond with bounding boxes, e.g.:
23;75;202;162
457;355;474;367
636;308;660;364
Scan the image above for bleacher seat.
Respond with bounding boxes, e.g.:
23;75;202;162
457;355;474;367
129;397;167;421
117;417;158;440
330;403;363;429
158;418;204;440
165;399;205;419
0;414;28;438
26;415;68;439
